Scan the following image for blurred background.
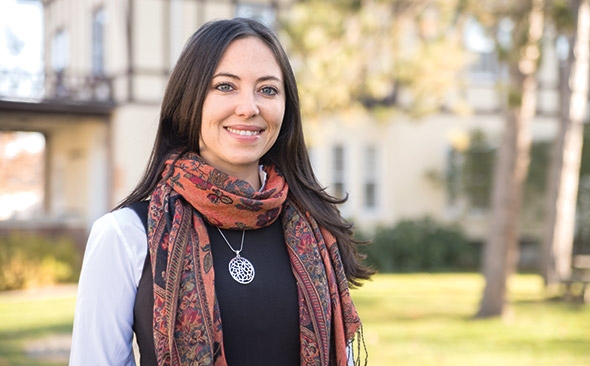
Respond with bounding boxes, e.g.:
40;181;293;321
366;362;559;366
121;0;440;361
1;0;589;364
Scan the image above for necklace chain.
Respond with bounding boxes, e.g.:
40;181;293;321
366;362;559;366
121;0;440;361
217;228;245;255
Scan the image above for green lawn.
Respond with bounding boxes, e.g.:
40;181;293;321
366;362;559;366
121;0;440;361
352;273;590;365
0;274;588;365
0;287;76;366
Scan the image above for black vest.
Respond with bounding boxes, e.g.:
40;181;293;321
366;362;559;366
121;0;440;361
129;201;300;366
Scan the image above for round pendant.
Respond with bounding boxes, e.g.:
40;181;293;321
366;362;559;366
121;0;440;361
228;256;255;284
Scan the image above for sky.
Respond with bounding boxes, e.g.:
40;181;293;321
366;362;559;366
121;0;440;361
0;0;43;73
0;1;45;216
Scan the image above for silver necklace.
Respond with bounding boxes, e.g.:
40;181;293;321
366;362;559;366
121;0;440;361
216;228;255;284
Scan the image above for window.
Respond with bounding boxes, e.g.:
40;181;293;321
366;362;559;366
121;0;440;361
235;3;276;29
332;145;346;199
463;18;499;81
169;0;183;66
363;146;378;209
446;130;494;211
446;148;461;206
469;51;499;80
0;132;45;220
462;146;494;210
92;8;106;75
51;29;69;72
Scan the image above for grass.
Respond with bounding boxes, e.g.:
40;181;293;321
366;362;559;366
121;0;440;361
351;273;590;365
0;274;588;365
0;287;76;366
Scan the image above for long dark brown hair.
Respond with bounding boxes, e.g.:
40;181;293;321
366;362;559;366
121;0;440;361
116;18;372;286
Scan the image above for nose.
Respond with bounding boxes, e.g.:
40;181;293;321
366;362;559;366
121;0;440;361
235;91;260;118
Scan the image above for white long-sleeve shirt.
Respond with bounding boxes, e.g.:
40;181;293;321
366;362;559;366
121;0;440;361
69;207;146;366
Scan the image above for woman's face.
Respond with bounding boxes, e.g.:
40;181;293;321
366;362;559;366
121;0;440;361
199;37;285;181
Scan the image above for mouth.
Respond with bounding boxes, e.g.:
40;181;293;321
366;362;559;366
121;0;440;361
225;126;264;136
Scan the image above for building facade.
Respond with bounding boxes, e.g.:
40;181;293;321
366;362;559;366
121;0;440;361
0;0;567;248
0;0;288;242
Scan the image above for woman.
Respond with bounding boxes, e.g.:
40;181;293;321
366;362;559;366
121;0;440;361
70;18;372;366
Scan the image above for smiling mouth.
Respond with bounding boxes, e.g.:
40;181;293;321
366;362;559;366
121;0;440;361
225;127;263;136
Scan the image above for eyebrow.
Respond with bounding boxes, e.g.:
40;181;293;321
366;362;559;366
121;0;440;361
212;72;282;83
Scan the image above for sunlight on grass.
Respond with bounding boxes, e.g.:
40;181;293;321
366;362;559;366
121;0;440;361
0;275;589;365
352;273;590;365
0;289;75;366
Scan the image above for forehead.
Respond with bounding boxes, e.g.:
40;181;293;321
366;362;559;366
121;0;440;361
215;37;283;77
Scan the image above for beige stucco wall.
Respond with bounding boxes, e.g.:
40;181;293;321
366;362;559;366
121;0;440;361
36;0;569;242
47;118;109;224
304;23;562;237
110;104;160;205
0;112;110;228
306;109;558;238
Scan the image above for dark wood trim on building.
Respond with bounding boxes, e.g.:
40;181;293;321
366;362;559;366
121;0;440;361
0;100;114;116
127;0;135;102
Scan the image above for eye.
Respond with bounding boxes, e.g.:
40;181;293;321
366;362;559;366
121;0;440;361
260;86;279;96
215;83;234;92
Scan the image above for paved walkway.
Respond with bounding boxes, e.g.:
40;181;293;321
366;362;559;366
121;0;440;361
24;334;72;363
0;283;78;301
1;284;142;364
0;284;78;364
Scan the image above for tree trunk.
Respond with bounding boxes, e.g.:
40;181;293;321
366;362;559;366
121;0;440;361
542;0;590;287
476;0;544;319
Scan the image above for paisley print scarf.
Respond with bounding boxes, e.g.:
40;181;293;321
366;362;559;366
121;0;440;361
147;152;362;365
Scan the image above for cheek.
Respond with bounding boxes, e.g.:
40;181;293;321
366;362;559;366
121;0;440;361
198;113;216;151
268;113;284;141
201;93;225;122
269;120;284;147
198;134;205;151
201;98;214;125
270;102;286;128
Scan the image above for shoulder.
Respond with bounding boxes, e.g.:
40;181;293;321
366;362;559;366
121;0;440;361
71;211;144;365
86;207;148;280
90;207;146;243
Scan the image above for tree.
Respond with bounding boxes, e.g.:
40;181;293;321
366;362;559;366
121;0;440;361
280;0;552;318
475;0;545;318
541;0;590;288
279;0;471;120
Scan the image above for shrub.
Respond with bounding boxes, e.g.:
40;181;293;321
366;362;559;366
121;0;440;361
360;217;479;273
0;232;81;291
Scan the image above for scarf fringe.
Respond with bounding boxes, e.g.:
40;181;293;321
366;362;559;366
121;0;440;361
348;324;368;366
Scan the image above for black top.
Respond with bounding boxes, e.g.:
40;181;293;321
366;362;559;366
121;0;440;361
130;201;300;366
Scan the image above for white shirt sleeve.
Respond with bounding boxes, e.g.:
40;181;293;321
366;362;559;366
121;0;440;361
69;208;147;366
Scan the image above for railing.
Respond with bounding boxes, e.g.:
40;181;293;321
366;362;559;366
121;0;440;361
0;69;45;101
0;69;113;103
562;255;590;303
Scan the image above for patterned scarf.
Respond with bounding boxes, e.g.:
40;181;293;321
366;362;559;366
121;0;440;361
147;152;362;365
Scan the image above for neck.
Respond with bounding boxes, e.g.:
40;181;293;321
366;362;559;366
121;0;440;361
194;153;263;191
235;169;262;191
214;164;262;191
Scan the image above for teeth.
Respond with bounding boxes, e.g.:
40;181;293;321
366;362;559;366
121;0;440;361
226;127;261;136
